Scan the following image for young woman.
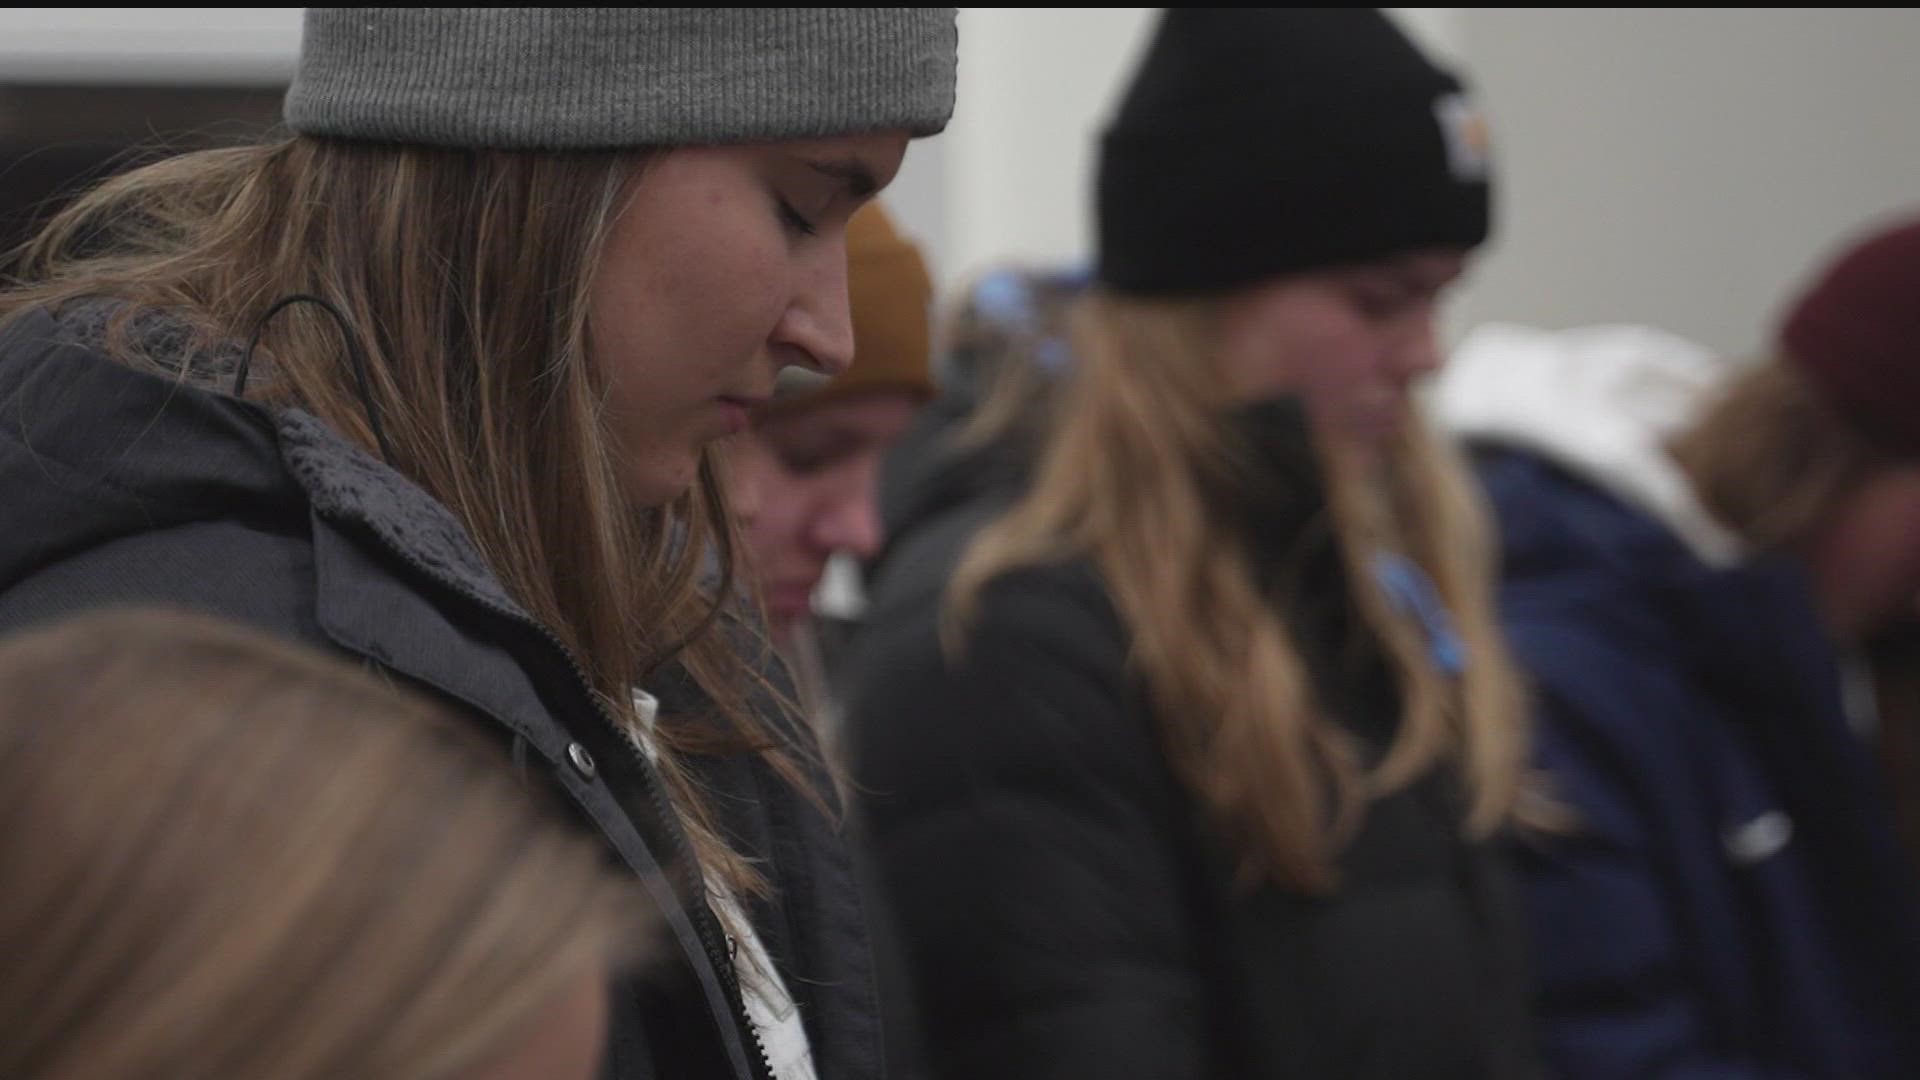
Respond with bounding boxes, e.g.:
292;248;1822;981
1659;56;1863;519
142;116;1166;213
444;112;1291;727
843;10;1538;1079
0;9;957;1080
1440;217;1920;1075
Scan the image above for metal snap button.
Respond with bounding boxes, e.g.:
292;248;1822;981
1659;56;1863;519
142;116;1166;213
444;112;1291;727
566;742;597;780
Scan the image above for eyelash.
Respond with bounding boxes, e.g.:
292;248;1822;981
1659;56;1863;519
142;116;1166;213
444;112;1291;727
777;198;818;238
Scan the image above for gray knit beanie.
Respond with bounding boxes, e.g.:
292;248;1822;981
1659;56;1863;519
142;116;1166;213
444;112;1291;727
285;8;958;150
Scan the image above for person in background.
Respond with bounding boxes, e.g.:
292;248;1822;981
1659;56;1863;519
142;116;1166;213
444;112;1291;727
852;263;1090;683
778;257;1084;1080
843;11;1541;1078
0;608;651;1080
928;264;1091;405
1436;214;1920;1077
727;201;934;727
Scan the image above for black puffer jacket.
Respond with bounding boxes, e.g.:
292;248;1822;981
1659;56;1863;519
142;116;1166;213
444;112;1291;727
0;306;883;1080
843;399;1540;1079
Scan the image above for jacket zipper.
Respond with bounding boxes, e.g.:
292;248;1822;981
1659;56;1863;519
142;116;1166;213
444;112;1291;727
357;526;779;1080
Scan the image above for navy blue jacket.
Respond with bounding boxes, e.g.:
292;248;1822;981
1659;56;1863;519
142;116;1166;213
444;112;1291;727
1478;448;1920;1078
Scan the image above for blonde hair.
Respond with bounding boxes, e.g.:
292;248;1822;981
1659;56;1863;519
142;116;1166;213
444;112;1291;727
0;136;814;898
950;292;1528;891
1669;356;1890;552
0;608;650;1080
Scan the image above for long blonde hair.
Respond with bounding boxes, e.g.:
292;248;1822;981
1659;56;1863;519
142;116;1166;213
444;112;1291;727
0;137;811;897
950;292;1528;891
0;608;650;1080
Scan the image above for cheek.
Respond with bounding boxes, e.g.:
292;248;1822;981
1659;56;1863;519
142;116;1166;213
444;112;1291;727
724;442;774;524
1290;327;1384;415
849;448;887;494
592;197;790;424
1829;477;1920;609
653;182;791;352
670;245;789;367
1868;497;1920;599
602;264;786;413
1307;347;1375;400
1264;296;1373;390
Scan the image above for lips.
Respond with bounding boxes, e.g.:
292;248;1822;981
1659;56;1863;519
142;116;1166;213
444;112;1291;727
715;394;769;435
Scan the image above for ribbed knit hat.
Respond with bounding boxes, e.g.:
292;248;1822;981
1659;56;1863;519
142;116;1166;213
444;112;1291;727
286;8;958;150
1780;214;1920;456
1097;9;1491;295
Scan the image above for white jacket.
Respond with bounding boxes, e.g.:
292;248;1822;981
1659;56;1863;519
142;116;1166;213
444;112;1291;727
1432;322;1748;568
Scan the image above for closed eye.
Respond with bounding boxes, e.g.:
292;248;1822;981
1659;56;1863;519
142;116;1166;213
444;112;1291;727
806;158;879;200
777;198;818;238
1352;285;1417;319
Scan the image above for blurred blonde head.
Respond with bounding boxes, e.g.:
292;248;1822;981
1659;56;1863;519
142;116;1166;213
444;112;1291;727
0;608;651;1080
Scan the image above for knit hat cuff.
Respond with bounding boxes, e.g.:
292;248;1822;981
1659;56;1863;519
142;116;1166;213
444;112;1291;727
287;8;958;150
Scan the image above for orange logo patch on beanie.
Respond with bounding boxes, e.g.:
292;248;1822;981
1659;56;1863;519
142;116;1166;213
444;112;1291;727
1434;92;1491;183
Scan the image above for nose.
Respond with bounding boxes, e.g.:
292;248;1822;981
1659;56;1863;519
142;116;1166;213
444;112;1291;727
810;484;884;561
773;240;856;378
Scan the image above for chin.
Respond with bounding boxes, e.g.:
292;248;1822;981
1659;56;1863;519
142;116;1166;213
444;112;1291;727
629;456;703;509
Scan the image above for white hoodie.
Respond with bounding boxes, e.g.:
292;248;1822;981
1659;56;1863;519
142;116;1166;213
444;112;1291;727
1431;322;1749;569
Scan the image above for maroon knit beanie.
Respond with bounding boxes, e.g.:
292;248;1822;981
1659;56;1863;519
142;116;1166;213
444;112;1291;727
1780;215;1920;456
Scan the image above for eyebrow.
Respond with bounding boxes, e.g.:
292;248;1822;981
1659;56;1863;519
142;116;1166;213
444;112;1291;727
806;158;879;199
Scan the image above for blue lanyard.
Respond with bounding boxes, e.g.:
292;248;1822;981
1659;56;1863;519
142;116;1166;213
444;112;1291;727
1370;551;1467;677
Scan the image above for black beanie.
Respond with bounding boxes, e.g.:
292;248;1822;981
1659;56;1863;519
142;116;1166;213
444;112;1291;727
1096;9;1493;296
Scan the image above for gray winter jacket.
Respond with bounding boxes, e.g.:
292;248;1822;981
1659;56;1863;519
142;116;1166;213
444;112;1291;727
0;305;883;1080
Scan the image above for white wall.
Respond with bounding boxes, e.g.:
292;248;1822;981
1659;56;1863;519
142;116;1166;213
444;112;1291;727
0;8;300;82
9;8;1920;358
911;8;1462;287
0;7;1467;291
928;7;1158;285
917;8;1920;356
1387;8;1467;63
1450;8;1920;356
